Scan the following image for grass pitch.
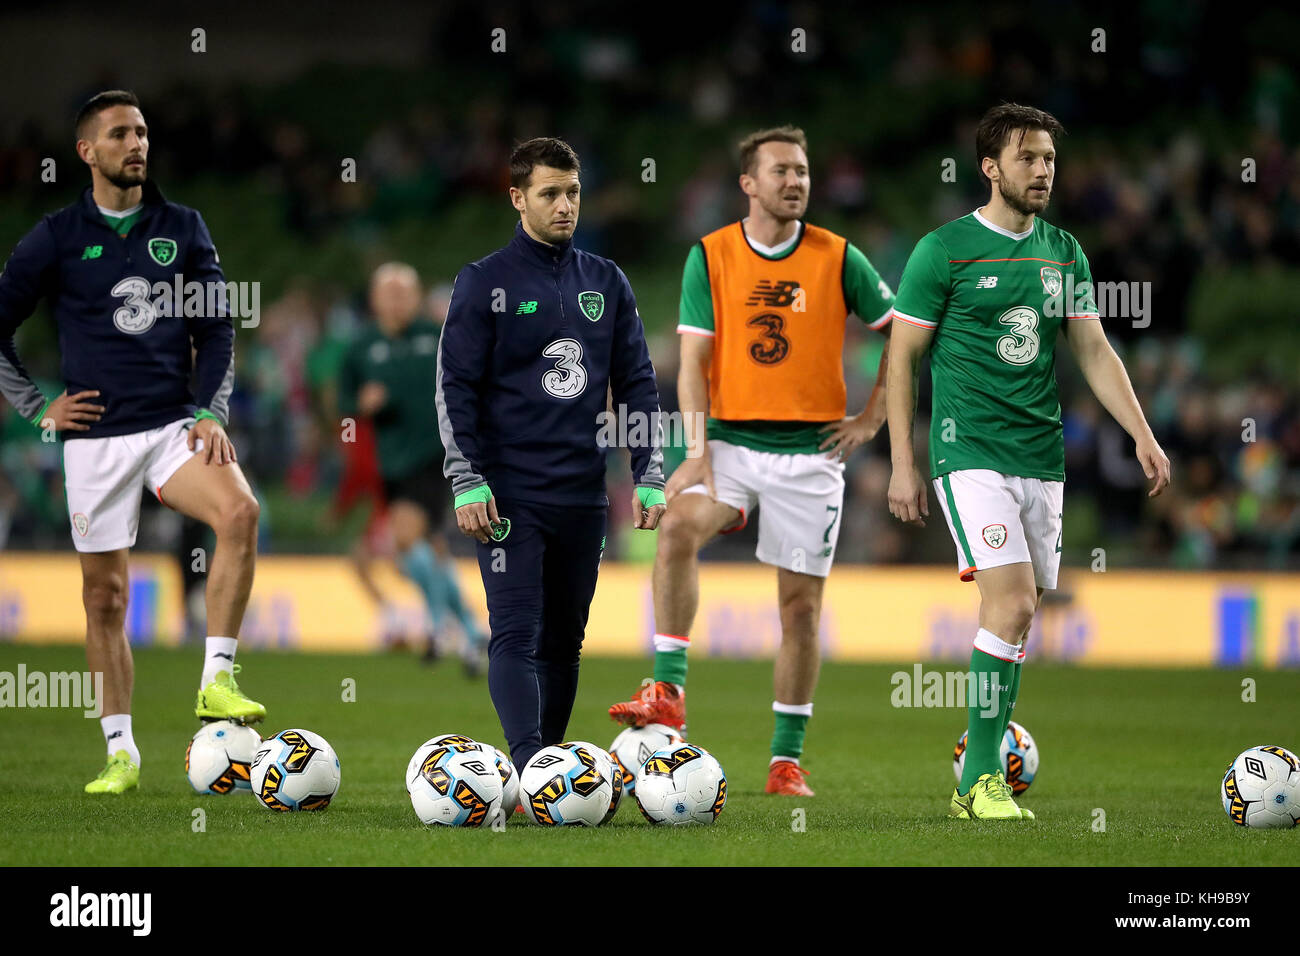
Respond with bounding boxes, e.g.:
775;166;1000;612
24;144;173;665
0;644;1296;866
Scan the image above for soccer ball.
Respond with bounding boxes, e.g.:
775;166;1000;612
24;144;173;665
633;743;727;825
250;729;341;812
489;746;520;815
953;720;1038;795
566;740;623;823
609;724;684;795
406;738;503;827
519;742;617;826
185;721;261;794
1221;745;1300;829
427;733;479;747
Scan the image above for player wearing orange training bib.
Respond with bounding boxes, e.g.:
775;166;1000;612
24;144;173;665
608;126;894;795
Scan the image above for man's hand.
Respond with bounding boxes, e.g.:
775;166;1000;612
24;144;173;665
1136;435;1171;497
190;417;237;465
819;395;886;461
633;488;666;530
665;448;715;502
42;389;104;432
888;464;929;526
358;382;388;417
456;491;501;543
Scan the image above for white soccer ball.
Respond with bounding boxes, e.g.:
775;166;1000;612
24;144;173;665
488;746;520;815
953;720;1039;795
406;738;503;827
633;743;727;825
565;740;623;823
519;742;617;826
1222;745;1300;829
426;732;479;748
609;724;684;795
250;729;341;811
186;720;261;794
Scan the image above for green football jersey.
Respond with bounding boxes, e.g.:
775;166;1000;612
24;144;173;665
338;318;445;480
892;210;1098;481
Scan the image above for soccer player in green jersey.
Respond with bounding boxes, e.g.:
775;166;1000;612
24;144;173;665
339;263;486;673
886;103;1171;820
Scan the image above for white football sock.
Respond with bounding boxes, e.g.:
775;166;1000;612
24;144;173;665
201;636;238;687
653;632;690;653
101;714;140;766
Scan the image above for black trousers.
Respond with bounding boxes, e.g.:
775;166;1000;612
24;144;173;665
475;497;606;770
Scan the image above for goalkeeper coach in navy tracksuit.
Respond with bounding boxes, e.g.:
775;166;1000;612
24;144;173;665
436;137;666;770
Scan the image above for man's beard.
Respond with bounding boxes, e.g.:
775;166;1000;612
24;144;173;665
998;175;1048;217
762;192;806;223
104;161;146;189
529;214;574;244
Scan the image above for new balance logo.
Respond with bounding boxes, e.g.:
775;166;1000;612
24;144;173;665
213;653;234;661
107;731;123;741
82;245;103;260
745;280;801;307
976;276;999;289
516;301;538;314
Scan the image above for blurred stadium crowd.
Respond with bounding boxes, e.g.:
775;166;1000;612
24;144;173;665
0;3;1296;568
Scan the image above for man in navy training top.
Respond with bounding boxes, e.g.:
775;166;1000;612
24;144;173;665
436;137;666;773
0;90;266;795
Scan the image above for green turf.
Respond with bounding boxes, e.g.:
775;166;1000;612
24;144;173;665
0;645;1296;865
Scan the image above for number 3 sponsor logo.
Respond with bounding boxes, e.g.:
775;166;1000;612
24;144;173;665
995;306;1040;365
111;276;158;334
541;337;587;399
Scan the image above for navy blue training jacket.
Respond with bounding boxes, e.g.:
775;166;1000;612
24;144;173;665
0;180;234;438
436;223;665;507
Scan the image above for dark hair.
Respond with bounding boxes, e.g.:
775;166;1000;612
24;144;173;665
975;103;1064;187
509;137;580;189
738;125;808;176
75;90;141;140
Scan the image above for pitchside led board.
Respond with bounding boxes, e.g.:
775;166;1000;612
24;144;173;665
0;554;1296;668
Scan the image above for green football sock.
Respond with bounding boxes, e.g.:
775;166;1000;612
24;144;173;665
771;706;811;760
958;646;1015;794
653;647;688;687
1001;657;1023;738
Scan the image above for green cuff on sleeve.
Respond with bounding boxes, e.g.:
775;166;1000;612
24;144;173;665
195;408;222;425
29;398;52;428
454;485;493;509
636;486;666;509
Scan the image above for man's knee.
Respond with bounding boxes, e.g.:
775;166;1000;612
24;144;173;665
214;492;260;541
657;503;714;557
779;586;822;639
986;591;1038;641
83;573;128;624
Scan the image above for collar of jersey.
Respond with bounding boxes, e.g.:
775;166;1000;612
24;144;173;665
80;180;165;226
511;221;575;269
740;219;804;260
972;208;1034;241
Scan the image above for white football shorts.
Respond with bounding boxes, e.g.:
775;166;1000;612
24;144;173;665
678;438;845;578
932;468;1064;589
63;417;202;552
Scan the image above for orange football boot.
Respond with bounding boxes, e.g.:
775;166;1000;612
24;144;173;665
765;760;814;796
608;678;686;730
